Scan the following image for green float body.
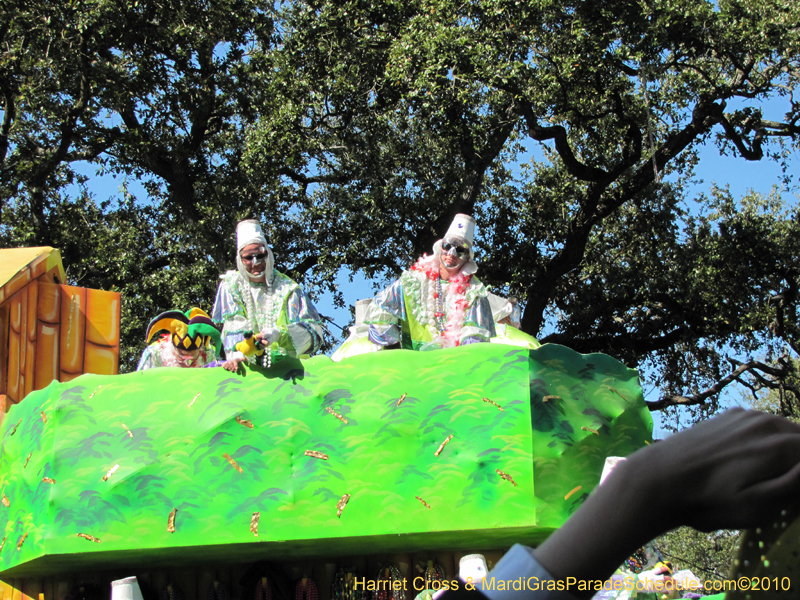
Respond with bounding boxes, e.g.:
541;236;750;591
0;344;651;577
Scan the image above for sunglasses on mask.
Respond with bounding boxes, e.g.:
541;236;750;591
241;252;268;262
442;242;469;257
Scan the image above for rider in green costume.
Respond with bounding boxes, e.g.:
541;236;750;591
331;215;539;360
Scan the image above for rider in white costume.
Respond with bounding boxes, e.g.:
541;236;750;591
212;219;324;371
365;214;495;352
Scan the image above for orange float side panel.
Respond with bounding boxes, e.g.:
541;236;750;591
24;338;35;400
34;283;62;391
1;270;32;308
84;288;120;347
25;282;38;340
59;287;86;378
23;283;38;400
0;579;38;600
17;290;28;389
6;289;26;405
34;323;59;391
1;253;118;402
37;281;61;324
6;326;19;404
8;289;22;332
0;304;8;398
84;343;119;375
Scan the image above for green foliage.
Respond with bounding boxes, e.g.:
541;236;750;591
0;0;279;370
1;0;799;411
654;527;741;582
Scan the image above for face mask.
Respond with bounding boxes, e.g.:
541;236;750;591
241;252;268;264
240;247;268;280
442;242;469;257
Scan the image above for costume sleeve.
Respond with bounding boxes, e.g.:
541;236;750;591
365;278;404;347
283;287;324;356
487;292;514;323
212;278;251;357
478;544;578;600
460;295;496;345
136;344;159;371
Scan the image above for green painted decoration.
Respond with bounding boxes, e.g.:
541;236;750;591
0;344;651;576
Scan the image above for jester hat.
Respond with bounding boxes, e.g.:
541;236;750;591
145;308;221;356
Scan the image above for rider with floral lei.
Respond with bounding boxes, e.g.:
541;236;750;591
365;214;495;351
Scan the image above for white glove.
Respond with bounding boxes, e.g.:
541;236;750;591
260;326;282;345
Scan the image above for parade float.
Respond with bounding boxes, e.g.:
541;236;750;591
0;249;653;600
0;247;120;420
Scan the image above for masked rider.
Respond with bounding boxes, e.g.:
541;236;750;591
212;219;324;371
137;308;221;370
365;214;495;351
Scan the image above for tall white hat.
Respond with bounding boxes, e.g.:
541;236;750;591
235;219;274;283
444;213;476;247
236;219;267;250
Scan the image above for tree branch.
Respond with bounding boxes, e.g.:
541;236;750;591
278;166;351;190
520;103;608;182
718;113;764;160
520;97;729;336
288;254;319;279
646;360;788;410
0;78;16;166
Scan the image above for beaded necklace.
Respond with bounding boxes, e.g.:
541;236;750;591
331;568;365;600
422;562;445;590
206;581;229;600
234;270;295;367
434;277;446;334
261;342;273;369
407;257;472;346
239;270;279;333
160;583;186;600
255;577;272;600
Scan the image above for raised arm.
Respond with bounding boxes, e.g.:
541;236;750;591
460;294;496;345
448;409;800;600
533;408;800;597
